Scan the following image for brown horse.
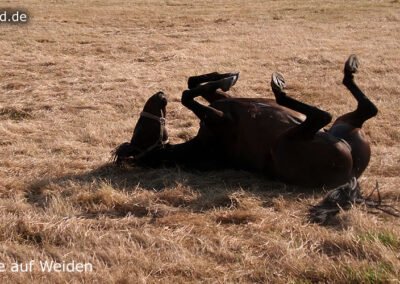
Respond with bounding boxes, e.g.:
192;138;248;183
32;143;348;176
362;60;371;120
114;55;377;191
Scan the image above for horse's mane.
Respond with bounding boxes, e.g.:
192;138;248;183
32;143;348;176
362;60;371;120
111;142;133;163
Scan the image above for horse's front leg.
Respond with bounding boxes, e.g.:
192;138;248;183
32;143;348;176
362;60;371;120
181;76;236;125
186;73;239;104
188;72;239;89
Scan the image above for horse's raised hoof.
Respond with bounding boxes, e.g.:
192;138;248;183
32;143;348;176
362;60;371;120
344;54;359;75
219;75;239;92
271;72;286;92
231;72;240;86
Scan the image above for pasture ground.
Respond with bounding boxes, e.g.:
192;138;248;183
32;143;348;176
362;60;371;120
1;0;399;282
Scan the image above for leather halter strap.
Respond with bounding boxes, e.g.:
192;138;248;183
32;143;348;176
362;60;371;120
133;111;169;160
140;111;166;126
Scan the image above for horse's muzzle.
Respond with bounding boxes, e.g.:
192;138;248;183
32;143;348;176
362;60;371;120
156;91;168;107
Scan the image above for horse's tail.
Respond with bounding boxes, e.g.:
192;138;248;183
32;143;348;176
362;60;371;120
309;177;363;224
111;142;134;164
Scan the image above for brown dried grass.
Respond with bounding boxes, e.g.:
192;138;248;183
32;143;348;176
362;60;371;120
0;0;399;282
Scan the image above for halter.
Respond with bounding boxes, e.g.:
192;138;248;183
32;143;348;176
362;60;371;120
132;110;169;160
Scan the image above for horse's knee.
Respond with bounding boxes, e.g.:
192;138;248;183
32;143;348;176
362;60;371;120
318;109;333;126
181;90;193;107
188;72;219;89
358;100;378;120
306;108;332;128
187;77;198;89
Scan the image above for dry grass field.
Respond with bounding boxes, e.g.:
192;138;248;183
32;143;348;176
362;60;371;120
1;0;400;282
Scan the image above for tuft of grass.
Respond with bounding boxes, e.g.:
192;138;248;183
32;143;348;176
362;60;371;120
215;209;258;224
377;232;399;248
345;264;393;284
358;231;399;248
0;107;32;121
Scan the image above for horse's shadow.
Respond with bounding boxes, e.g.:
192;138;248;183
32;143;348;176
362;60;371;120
26;163;321;221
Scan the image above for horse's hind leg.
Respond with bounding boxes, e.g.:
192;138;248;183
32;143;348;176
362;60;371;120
336;55;378;127
270;73;352;186
187;72;239;103
329;55;378;177
271;73;352;186
182;76;236;124
271;72;332;138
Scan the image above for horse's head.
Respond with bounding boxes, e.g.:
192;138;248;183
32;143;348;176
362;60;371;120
113;91;169;164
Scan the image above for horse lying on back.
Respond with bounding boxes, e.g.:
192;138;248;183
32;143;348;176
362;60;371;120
113;55;379;223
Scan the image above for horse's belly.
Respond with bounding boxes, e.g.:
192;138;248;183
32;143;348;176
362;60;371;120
272;133;353;187
206;98;304;172
218;116;295;172
329;122;371;178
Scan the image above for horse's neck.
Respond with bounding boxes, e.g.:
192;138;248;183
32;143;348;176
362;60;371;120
163;139;200;163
